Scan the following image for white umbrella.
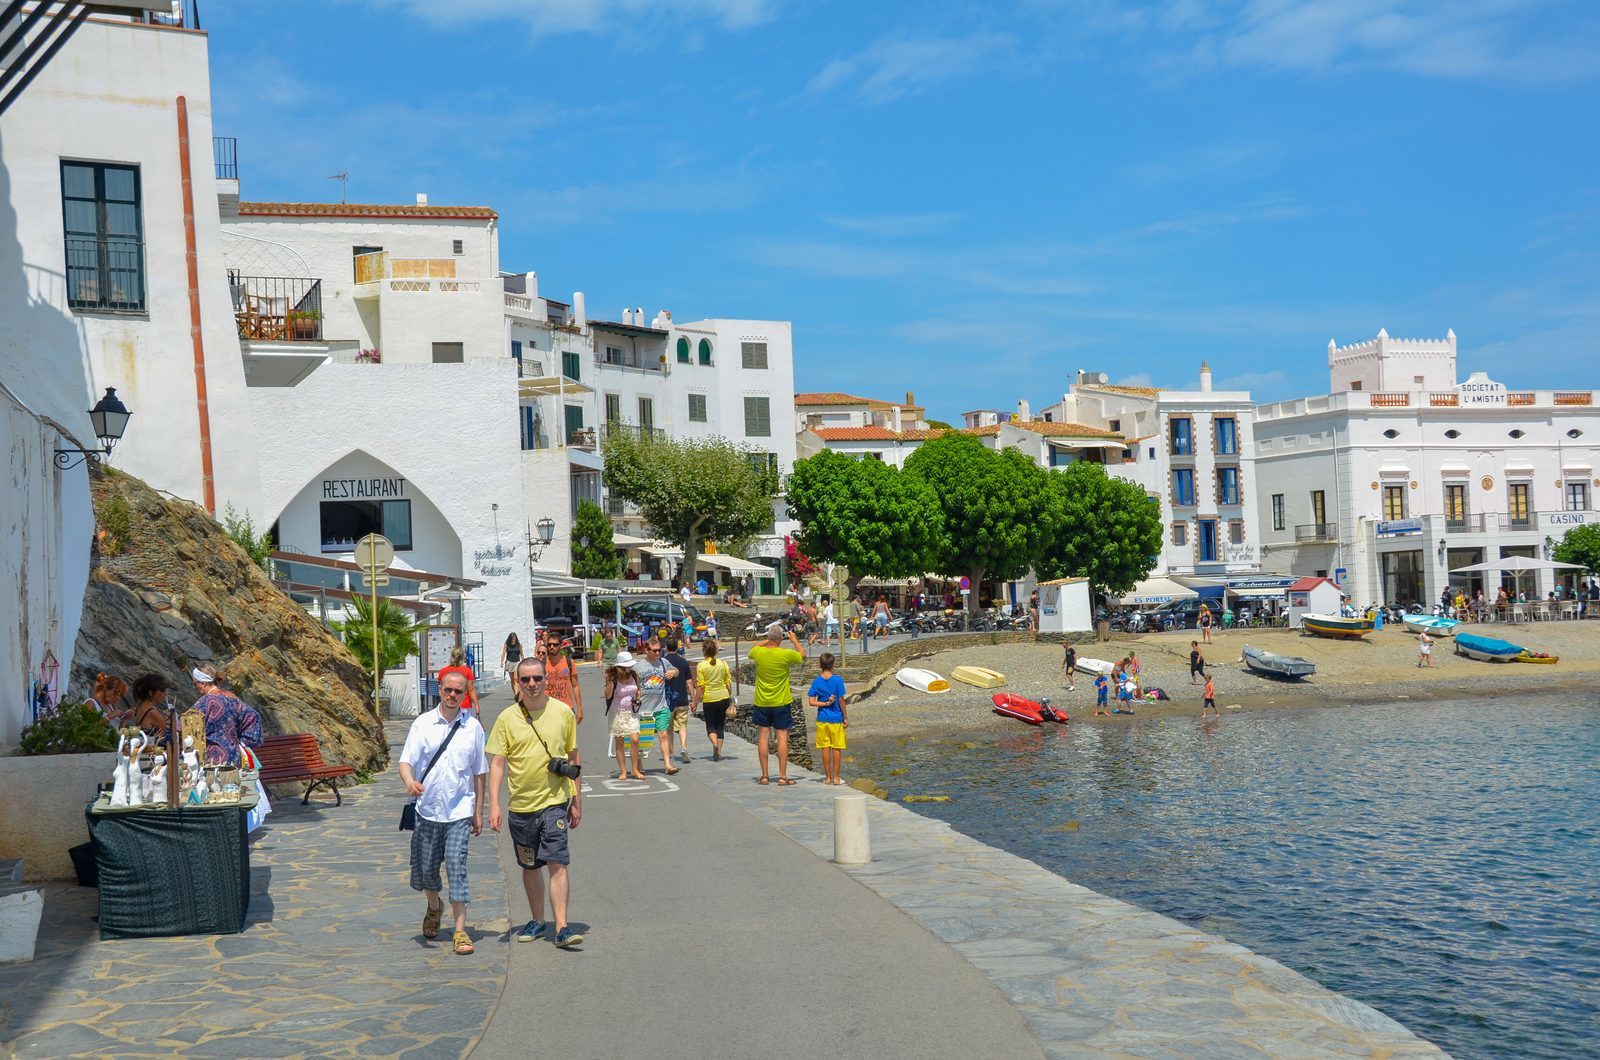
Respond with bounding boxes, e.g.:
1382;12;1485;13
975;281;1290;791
1449;555;1582;601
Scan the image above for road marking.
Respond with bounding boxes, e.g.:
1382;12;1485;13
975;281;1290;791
580;776;681;798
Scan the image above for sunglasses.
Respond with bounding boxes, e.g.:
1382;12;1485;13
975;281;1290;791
518;674;546;684
440;687;466;696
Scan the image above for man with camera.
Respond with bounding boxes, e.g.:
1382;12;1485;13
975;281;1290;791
748;621;804;785
488;656;584;948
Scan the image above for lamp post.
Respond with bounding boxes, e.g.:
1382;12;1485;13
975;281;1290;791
529;516;556;562
55;387;132;469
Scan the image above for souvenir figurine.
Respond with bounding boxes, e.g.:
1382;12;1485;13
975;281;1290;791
146;753;166;803
110;732;133;807
124;732;147;806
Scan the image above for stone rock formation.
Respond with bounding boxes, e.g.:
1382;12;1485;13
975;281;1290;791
69;470;387;773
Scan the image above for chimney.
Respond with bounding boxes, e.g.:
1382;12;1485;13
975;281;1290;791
622;308;632;325
573;291;586;328
416;193;428;206
524;271;538;300
1017;398;1031;422
905;391;915;408
636;308;644;327
891;406;903;432
1199;360;1212;393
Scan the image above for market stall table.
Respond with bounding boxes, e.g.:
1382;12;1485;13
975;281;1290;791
86;794;257;939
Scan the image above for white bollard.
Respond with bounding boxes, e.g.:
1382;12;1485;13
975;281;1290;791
833;794;871;865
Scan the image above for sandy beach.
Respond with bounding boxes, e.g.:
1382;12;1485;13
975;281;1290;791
844;621;1600;741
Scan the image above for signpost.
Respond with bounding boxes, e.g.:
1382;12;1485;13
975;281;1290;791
356;533;394;713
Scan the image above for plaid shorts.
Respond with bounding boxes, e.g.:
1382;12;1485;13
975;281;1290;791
409;816;472;904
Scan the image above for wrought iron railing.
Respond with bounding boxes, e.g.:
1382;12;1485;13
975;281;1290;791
1295;523;1336;542
1502;510;1537;530
1445;513;1488;532
228;273;323;341
66;236;145;310
213;136;237;180
602;423;665;441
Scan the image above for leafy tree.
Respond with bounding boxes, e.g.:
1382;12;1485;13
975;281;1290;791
925;419;954;431
222;502;274;574
903;433;1045;609
570;500;622;579
603;431;779;585
332;596;428;677
1035;462;1162;595
1552;523;1600;574
785;450;943;585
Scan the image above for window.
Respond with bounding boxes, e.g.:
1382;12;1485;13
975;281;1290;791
1566;481;1589;511
676;337;691;364
1170;417;1193;456
510;339;523;376
1171;522;1188;546
1383;429;1400;439
1271;493;1285;531
1350;380;1363;391
1310;490;1327;526
1509;429;1525;439
63;162;145;311
451;239;464;255
561;350;581;381
1109;419;1121;432
1172;468;1195;506
638;397;654;431
1568;429;1583;439
1229;520;1245;545
564;404;584;443
1383;485;1407;521
352;244;382;281
1445;483;1467;527
431;342;464;363
1216;466;1240;505
698;338;712;365
688;394;708;422
1044;412;1054;422
604;394;621;424
1508;483;1531;526
741;341;768;369
602;344;625;366
747;452;778;477
1148;446;1156;460
1198;519;1218;562
1121;447;1136;462
320;499;412;553
744;396;772;437
1445;429;1460;439
1214;417;1237;455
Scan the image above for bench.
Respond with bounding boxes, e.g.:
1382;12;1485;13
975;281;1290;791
258;733;356;805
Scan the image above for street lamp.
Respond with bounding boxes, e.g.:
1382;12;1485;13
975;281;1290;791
529;516;556;561
55;387;131;469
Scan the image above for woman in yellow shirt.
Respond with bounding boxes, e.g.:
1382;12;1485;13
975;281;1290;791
694;639;735;762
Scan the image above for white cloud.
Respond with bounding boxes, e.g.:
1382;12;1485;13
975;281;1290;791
825;212;964;237
369;0;779;38
1124;198;1312;237
806;32;1018;103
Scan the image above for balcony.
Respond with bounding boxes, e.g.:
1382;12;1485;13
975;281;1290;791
354;251;482;295
1502;510;1537;531
1295;523;1337;542
213;137;237;181
602;422;665;442
229;274;323;341
66;236;146;311
1445;513;1488;532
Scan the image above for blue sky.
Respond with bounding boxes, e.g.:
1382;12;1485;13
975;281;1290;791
208;1;1600;417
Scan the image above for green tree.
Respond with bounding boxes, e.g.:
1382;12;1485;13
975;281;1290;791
222;502;274;574
603;431;779;584
1035;462;1162;595
903;433;1045;609
785;450;943;584
332;596;427;677
570;500;622;579
1552;523;1600;574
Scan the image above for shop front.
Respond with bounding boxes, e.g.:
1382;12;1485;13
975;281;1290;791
1380;548;1425;608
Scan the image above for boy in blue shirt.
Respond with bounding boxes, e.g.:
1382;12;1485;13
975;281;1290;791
1094;672;1110;716
807;652;848;786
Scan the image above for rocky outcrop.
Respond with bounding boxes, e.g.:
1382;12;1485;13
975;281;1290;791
69;470;386;773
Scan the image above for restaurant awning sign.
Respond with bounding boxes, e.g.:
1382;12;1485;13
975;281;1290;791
1376;518;1423;536
1457;372;1506;407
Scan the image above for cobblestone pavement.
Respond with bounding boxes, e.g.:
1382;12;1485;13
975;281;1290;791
699;735;1449;1059
0;723;508;1059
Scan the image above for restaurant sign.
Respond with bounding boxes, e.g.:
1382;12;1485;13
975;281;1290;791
1457;372;1507;407
1376;517;1423;536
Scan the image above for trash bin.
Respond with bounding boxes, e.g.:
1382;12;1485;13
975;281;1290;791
1096;618;1111;642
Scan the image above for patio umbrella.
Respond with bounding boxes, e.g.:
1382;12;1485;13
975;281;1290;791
1448;555;1583;602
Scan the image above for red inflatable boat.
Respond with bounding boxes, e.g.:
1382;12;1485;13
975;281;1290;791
991;692;1068;725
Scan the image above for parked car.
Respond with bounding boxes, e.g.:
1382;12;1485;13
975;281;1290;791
620;599;711;639
1149;598;1214;630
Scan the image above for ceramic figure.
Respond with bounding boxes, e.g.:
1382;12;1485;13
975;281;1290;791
110;733;133;807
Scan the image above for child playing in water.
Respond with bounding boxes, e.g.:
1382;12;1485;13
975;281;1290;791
1202;673;1218;718
1094;672;1110;715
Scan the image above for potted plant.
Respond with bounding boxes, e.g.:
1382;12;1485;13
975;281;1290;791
356;347;382;364
286;308;322;341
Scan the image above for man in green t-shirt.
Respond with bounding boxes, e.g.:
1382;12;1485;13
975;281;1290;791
746;621;804;785
592;625;621;668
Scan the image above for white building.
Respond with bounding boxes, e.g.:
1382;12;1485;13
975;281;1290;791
1254;330;1600;606
0;2;262;747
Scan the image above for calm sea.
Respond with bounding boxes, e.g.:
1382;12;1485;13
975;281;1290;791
849;697;1600;1059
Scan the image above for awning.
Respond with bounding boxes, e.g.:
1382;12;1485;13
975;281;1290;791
609;531;654;548
641;545;683;559
1229;586;1287;599
696;554;775;575
518;375;594;397
1110;577;1198;605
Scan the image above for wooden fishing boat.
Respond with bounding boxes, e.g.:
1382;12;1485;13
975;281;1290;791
1075;657;1116;677
1401;614;1461;637
1514;650;1559;665
1241;644;1316;680
895;667;951;693
951;665;1007;689
1454;632;1523;662
1301;613;1376;639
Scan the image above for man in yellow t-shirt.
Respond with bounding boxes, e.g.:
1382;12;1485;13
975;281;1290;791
746;621;804;785
488;657;584;948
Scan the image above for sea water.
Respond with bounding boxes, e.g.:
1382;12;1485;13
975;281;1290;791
849;697;1600;1059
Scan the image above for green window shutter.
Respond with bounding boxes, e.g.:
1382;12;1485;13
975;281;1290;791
676;337;691;363
744;396;770;436
564;403;584;442
698;338;712;365
688;394;707;422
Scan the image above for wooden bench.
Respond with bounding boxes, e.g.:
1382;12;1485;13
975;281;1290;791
258;733;356;805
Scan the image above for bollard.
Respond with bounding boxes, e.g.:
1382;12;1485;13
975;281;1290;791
833;794;871;865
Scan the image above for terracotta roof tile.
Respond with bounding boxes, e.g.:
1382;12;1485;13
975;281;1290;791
237;202;498;220
1014;420;1125;440
812;426;945;442
795;392;871;406
1078;382;1162;397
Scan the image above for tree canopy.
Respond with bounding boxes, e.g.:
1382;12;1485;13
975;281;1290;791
570;500;621;579
784;450;943;583
332;596;427;678
1552;523;1600;575
1035;461;1162;595
903;433;1045;604
603;431;779;580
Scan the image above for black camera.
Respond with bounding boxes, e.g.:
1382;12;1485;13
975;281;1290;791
547;757;581;781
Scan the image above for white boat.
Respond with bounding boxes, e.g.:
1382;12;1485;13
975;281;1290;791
1401;614;1460;637
1075;657;1115;677
895;667;951;693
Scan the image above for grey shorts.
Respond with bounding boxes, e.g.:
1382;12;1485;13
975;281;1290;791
510;803;571;869
409;816;471;903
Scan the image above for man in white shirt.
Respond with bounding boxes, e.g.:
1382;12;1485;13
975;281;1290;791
822;595;838;640
400;671;488;956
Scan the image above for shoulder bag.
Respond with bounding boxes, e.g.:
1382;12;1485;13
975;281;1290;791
399;717;463;831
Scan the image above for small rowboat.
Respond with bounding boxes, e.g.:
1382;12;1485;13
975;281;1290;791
1515;650;1559;665
1241;645;1316;680
991;692;1068;725
1454;632;1523;662
951;665;1007;689
895;667;950;693
1401;614;1460;637
1075;657;1116;677
1301;613;1376;639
